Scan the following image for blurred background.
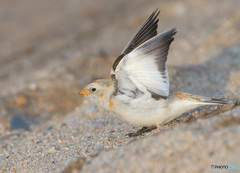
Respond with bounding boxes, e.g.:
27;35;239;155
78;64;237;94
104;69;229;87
0;0;240;137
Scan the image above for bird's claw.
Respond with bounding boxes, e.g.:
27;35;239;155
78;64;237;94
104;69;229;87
126;126;157;137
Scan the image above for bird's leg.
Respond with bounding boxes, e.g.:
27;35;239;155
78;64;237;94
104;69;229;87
127;126;157;137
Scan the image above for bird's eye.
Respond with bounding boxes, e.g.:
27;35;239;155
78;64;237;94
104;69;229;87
92;88;96;91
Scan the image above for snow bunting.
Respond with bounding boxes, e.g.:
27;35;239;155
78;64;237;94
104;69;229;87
80;9;227;136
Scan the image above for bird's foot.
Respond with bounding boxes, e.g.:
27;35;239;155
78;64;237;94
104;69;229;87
126;126;157;137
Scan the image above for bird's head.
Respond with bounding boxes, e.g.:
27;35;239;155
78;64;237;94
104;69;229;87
80;79;114;106
80;80;104;96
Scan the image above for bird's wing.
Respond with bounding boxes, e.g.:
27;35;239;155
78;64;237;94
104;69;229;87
121;9;160;55
111;9;160;73
113;28;176;100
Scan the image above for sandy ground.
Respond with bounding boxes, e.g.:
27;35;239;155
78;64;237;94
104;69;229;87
0;0;240;172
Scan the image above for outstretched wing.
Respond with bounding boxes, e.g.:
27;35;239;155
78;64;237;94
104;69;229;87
113;28;176;100
111;9;160;74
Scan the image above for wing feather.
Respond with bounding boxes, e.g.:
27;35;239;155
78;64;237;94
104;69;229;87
111;9;160;73
114;28;176;100
122;9;160;55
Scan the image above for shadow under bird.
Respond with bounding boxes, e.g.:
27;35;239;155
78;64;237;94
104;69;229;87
80;9;227;136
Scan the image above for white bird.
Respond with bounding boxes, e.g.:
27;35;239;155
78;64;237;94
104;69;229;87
80;9;227;136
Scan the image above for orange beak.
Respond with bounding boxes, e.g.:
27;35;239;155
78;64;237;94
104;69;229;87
80;89;89;95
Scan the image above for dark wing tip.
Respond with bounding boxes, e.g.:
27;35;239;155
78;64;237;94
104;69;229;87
121;9;161;55
112;9;162;74
164;27;177;37
112;54;124;71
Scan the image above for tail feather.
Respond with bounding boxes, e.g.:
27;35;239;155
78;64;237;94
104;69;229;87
201;98;228;105
172;91;228;105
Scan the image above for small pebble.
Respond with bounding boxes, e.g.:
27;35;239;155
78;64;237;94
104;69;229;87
45;146;58;156
15;95;28;107
64;156;79;167
108;135;117;141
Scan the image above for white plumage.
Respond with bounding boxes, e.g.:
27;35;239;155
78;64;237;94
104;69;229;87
80;10;227;135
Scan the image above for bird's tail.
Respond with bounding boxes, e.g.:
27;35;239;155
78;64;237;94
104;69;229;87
200;98;228;105
172;91;228;105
